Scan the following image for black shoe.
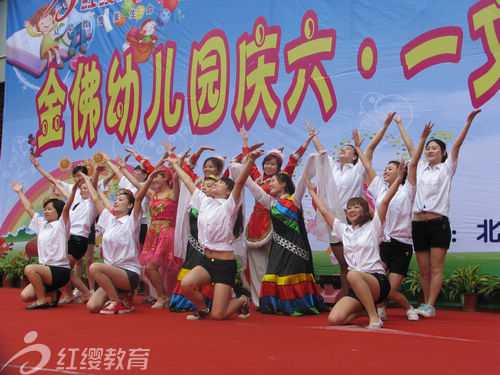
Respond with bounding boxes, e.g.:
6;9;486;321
49;290;62;308
26;302;50;310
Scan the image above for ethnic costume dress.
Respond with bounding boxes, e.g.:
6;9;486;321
245;176;327;315
140;193;181;294
169;208;214;311
242;146;306;307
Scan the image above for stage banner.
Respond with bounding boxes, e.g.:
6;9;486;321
1;0;499;258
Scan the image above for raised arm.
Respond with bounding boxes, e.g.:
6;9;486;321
353;129;376;185
305;120;325;152
377;160;407;223
364;112;395;160
394;115;416;158
407;122;433;186
305;176;335;229
51;180;70;200
102;152;124;180
168;149;198;195
61;183;78;224
10;181;35;218
82;174;106;215
450;109;481;163
232;148;265;204
30;155;58;185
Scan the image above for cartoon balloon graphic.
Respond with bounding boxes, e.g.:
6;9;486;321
135;5;145;20
162;0;179;12
121;0;135;17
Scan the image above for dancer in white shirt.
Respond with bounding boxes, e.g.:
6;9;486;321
10;181;77;309
354;122;432;321
306;159;407;328
169;146;264;320
306;113;395;294
395;110;481;317
83;171;153;314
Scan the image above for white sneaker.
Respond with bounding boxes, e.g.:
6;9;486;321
72;289;82;299
416;304;436;318
377;306;387;321
367;320;384;329
406;307;419;321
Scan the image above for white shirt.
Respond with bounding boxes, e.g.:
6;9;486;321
97;209;141;275
331;212;385;273
69;198;98;237
413;157;457;216
329;158;367;209
368;175;416;244
189;189;240;252
118;176;149;225
29;213;71;268
57;181;82;204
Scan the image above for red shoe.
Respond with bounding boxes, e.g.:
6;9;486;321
99;300;133;315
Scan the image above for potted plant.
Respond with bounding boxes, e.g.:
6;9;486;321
402;269;424;305
446;263;494;312
0;256;38;288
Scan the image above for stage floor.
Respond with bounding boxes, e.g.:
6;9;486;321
0;288;499;374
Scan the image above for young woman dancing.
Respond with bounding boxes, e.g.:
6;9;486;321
242;157;328;315
307;149;407;328
239;128;315;308
395;110;481;317
84;172;151;314
353;122;432;321
306;113;394;295
10;181;77;309
169;146;264;320
30;156;98;303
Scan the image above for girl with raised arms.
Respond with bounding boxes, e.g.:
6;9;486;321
306;139;407;328
395;110;481;317
168;146;264;320
10;181;77;309
353;121;432;321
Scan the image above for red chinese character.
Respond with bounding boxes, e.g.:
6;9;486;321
69;55;103;149
188;30;230;135
105;49;142;144
35;63;68;154
144;41;184;138
283;10;336;124
467;0;500;108
232;17;281;131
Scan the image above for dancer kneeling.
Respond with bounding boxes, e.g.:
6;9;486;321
306;157;407;329
83;172;150;314
169;146;264;320
10;181;77;309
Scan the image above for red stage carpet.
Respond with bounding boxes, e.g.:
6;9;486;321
0;288;499;374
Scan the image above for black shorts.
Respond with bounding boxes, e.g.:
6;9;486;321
117;268;140;293
139;224;148;245
44;266;71;292
68;235;89;260
380;238;413;276
347;272;390;305
88;224;96;245
199;256;237;287
412;216;451;252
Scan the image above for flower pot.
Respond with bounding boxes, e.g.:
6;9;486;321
2;275;15;288
462;293;479;312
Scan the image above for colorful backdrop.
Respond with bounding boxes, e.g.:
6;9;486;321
1;0;500;254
